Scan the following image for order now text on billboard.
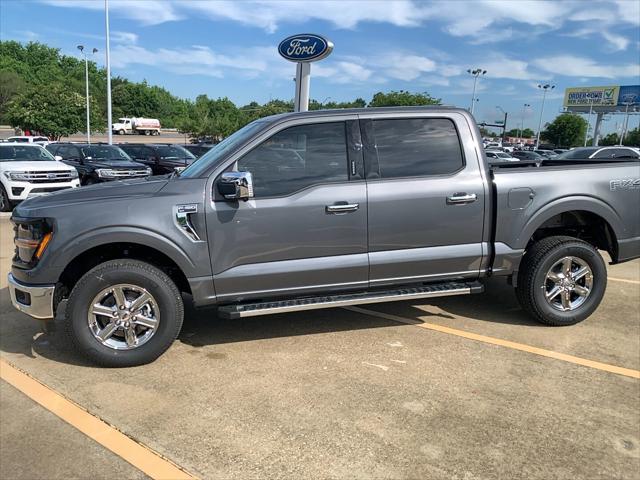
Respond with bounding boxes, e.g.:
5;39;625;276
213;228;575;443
563;86;620;107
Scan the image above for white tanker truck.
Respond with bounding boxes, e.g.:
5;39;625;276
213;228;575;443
112;117;161;136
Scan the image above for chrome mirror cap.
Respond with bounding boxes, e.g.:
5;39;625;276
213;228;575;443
218;171;254;201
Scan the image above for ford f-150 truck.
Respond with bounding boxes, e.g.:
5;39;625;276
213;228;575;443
8;107;640;367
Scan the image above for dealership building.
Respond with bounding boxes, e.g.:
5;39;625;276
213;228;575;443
563;85;639;145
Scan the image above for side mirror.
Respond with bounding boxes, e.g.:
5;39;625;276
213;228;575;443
54;155;63;161
217;171;254;201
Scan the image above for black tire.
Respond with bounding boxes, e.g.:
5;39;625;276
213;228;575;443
82;176;96;186
65;259;184;367
118;129;125;135
0;184;11;212
516;236;607;326
144;129;151;136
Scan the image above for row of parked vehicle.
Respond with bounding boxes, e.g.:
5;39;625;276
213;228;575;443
485;145;640;165
0;140;215;211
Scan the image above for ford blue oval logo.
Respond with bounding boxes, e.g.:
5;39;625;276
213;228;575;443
278;34;333;63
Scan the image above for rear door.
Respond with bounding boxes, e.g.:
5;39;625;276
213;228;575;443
206;117;368;302
361;112;487;286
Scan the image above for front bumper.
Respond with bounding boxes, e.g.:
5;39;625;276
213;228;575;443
7;273;55;319
5;180;80;201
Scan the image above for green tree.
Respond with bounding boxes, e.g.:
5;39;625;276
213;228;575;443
541;113;588;147
599;132;620;146
622;127;640;147
7;84;86;139
0;70;24;122
368;90;440;107
505;127;534;138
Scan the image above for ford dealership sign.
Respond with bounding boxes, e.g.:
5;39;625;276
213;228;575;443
278;34;333;62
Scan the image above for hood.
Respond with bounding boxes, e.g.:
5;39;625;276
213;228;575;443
13;176;168;217
83;158;147;169
0;161;75;172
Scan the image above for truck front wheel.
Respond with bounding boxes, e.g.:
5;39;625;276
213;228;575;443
64;259;184;367
516;236;607;326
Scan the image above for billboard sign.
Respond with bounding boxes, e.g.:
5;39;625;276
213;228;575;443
278;34;333;62
563;86;619;107
618;85;640;105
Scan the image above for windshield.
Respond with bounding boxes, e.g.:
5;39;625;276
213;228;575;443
555;148;597;159
180;120;267;178
496;152;511;158
155;145;195;160
0;145;56;162
81;146;132;161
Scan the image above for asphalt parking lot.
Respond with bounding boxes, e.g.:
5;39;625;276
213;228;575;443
0;213;639;479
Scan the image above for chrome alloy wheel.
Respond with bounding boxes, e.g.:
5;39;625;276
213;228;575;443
543;256;593;312
87;284;160;350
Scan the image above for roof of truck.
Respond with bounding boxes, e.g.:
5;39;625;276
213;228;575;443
262;105;466;123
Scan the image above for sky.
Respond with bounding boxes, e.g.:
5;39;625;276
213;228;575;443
2;0;639;134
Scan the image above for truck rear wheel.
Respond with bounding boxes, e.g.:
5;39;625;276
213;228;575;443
64;259;184;367
516;236;607;326
144;129;151;136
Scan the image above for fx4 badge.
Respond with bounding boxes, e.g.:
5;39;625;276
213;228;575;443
610;178;640;191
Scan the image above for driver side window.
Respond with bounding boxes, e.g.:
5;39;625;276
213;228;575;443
237;122;349;198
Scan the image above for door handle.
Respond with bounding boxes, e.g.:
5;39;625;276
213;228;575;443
326;203;359;214
447;193;477;204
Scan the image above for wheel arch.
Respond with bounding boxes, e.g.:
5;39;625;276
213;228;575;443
518;197;624;262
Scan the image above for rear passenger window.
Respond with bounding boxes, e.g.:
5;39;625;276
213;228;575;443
237;122;348;198
372;118;464;178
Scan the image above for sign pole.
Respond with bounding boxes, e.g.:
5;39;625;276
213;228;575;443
294;63;311;112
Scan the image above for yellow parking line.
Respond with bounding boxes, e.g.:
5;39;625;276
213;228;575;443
0;358;197;480
345;307;640;379
609;277;640;285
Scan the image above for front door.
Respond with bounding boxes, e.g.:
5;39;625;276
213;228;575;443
207;118;368;302
361;114;487;286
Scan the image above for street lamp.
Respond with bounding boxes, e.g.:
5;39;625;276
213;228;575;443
105;0;113;145
518;103;530;143
535;83;555;149
77;45;98;144
467;68;486;115
496;105;508;144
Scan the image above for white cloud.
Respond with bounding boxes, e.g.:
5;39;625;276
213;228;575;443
532;55;640;78
43;0;182;25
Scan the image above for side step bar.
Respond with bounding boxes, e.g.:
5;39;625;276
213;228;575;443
217;281;484;319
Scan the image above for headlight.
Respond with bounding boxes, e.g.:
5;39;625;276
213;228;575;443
96;168;117;178
145;167;152;176
5;171;30;181
69;169;79;179
12;217;53;268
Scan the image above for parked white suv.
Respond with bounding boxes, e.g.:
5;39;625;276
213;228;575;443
0;144;80;212
5;135;51;146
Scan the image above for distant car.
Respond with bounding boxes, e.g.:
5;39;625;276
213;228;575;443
485;142;501;149
46;143;151;185
534;149;558;159
0;144;79;211
485;151;518;162
182;143;216;158
512;151;545;162
501;142;515;153
553;149;569;154
119;143;196;175
554;147;640;160
6;135;50;146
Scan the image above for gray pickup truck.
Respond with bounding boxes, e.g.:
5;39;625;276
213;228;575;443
8;107;640;366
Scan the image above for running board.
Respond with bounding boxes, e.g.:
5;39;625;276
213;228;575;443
217;281;483;319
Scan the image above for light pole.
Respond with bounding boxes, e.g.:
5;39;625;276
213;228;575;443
584;97;595;147
467;68;486;115
105;0;113;145
518;103;530;143
496;106;508;144
619;102;633;145
535;83;555;149
77;45;98;144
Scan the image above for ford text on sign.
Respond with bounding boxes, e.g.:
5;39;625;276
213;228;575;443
278;34;333;62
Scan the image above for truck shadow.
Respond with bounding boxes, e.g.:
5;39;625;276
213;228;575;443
1;279;540;367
